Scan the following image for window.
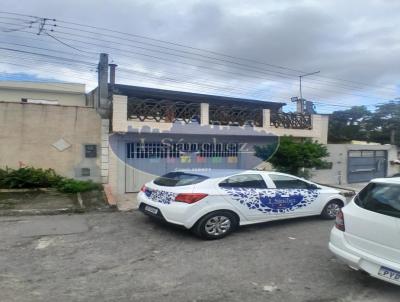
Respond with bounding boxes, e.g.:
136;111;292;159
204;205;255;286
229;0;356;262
85;145;97;158
21;98;59;105
376;151;386;157
81;168;91;177
219;174;267;189
126;142;239;159
348;150;387;158
153;172;208;187
355;182;400;218
349;151;362;157
269;174;311;189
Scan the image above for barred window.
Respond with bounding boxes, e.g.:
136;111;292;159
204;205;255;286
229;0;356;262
126;142;239;159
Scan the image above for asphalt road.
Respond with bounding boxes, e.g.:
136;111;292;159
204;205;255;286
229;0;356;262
1;211;399;302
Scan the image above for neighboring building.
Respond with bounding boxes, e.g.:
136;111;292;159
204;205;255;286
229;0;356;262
0;81;103;182
0;81;87;106
312;143;399;185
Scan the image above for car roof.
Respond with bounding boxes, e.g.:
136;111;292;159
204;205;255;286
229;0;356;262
371;177;400;185
174;169;256;178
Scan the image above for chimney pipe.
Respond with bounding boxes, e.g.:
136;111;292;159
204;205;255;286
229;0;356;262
109;63;118;85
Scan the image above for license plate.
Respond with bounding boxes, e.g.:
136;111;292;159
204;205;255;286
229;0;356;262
378;266;400;283
144;205;158;215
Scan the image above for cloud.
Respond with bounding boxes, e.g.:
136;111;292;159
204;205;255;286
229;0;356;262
0;0;399;112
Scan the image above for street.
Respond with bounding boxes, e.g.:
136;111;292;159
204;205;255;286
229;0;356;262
1;211;399;302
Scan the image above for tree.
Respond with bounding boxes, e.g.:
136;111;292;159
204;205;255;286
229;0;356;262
328;106;371;143
327;101;400;146
254;136;329;177
367;100;400;145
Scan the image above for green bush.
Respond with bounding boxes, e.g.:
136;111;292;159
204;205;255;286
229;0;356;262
57;179;101;193
0;167;62;189
0;167;101;193
255;136;329;178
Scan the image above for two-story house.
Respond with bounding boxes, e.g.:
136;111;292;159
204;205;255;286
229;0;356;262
105;84;329;197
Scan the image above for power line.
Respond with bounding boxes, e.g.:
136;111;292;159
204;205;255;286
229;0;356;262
0;12;397;94
0;46;96;66
117;67;291;102
0;16;398;102
45;32;99;55
0;40;98;61
40;15;400;93
42;23;399;96
0;34;388;111
0;12;396;111
5;25;388;102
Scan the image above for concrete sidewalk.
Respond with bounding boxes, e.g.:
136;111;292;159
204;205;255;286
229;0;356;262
0;189;110;215
116;193;138;211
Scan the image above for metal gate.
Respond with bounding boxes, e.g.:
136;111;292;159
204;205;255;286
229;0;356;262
347;150;387;183
125;141;241;192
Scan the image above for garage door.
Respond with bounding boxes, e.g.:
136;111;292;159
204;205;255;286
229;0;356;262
347;150;387;183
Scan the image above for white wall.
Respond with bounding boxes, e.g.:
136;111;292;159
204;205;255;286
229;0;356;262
0;81;87;107
311;144;399;185
0;102;102;182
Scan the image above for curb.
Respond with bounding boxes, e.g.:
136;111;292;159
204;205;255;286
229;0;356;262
0;188;51;193
0;208;85;216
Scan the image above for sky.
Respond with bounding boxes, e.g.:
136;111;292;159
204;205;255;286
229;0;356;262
0;0;399;113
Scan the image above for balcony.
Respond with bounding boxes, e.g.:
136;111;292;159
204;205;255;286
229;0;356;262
208;104;263;127
127;97;200;124
270;112;312;129
112;94;328;143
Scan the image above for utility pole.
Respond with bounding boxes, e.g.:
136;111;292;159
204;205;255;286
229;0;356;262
299;71;320;99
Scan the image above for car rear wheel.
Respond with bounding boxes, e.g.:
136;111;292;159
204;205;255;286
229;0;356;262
193;211;238;240
321;199;343;219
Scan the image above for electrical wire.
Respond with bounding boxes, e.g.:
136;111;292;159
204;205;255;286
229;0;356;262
0;14;398;96
0;12;396;111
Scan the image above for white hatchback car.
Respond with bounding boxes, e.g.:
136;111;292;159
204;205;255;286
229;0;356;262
329;178;400;286
137;169;346;239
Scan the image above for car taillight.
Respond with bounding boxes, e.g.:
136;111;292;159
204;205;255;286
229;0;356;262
140;185;146;192
335;209;345;231
175;193;208;204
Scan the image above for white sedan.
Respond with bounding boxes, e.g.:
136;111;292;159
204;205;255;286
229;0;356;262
329;177;400;286
138;169;346;239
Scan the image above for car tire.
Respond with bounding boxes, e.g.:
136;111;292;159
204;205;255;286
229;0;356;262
321;199;343;220
193;211;238;240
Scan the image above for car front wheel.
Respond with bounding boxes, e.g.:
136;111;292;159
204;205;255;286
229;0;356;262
193;211;238;240
321;200;343;219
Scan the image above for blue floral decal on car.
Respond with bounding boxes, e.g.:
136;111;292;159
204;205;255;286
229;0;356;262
222;188;319;213
145;188;176;204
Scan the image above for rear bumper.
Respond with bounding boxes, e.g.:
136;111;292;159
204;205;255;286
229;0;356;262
329;227;400;286
138;203;166;221
137;191;198;229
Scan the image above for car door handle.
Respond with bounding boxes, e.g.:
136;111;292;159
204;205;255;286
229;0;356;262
280;194;290;197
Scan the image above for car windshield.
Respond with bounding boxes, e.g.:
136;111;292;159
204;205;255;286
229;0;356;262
153;172;209;187
355;182;400;219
